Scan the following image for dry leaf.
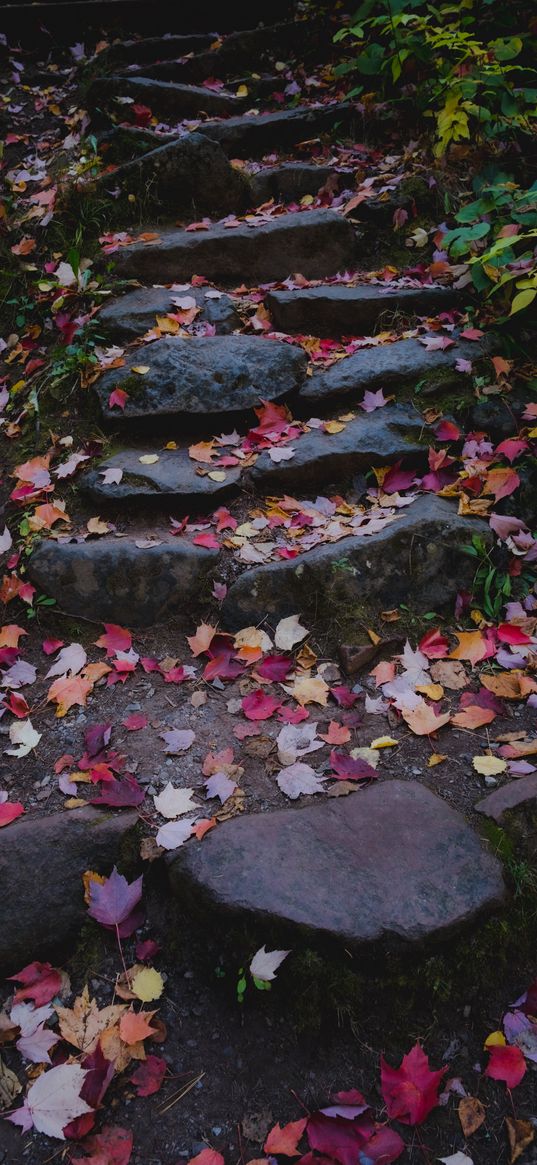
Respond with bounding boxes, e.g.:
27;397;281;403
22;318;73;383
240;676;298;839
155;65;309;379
459;1096;486;1137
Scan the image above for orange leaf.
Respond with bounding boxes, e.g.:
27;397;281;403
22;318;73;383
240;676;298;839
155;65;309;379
401;699;451;736
27;502;69;532
192;818;216;840
449;631;488;665
483;467;520;502
319;721;352;745
459;1096;486;1137
187;622;217;656
264;1118;307;1156
481;672;537;700
0;624;27;648
451;706;496;729
189;440;216;464
119;1009;157;1045
47;674;93;717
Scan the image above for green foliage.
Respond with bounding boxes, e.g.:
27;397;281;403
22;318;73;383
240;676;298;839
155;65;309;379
336;0;536;155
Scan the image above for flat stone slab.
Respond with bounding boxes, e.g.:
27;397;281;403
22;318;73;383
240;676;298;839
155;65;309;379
93;32;215;68
95;335;307;420
249;403;427;493
168;780;505;949
83;446;241;504
143;18;329;85
111;209;357;285
301;337;481;404
89;75;243;117
222;495;489;632
92;131;248;216
0;808;138;971
98;285;240;340
197;101;357;158
29;534;217;625
250;163;353;206
476;775;537;824
267;284;461;337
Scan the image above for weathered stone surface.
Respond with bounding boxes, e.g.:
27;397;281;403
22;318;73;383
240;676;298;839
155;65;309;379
167;780;505;949
199;101;357;158
0;808;138;971
267;284;461;337
95;335;307;420
98;285;240;340
82;446;241;504
476;776;537;824
97;32;215;68
250;163;353;206
88;74;243;118
249;403;427;493
300;337;482;404
93;132;248;215
112;210;357;284
28;535;217;625
222;495;489;631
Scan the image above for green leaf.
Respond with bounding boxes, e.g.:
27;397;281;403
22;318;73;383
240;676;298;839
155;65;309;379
510;288;537;315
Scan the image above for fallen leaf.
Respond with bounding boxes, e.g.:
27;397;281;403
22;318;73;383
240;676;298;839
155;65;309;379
249;946;290;983
484;1045;526;1088
57;987;127;1054
472;756;507;776
153;783;199;819
458;1096;486;1137
402;700;451;736
131;968;164;1003
264;1119;307;1156
18;1062;91;1140
276;763;325;799
381;1043;446;1125
505;1116;534;1164
119;1009;157;1045
274;615;308;651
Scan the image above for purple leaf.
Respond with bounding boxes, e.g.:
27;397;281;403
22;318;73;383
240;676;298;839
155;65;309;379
88;867;143;928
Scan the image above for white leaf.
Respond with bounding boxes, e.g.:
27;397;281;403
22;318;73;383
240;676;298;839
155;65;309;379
17;1024;60;1065
276;762;325;800
153;783;199;819
205;772;237;803
25;1063;91;1139
156;817;198;850
101;467;123;485
6;719;41;757
274;614;308;651
0;525;12;554
268;446;295;463
439;1154;474;1165
45;643;86;678
10;1003;54;1036
160;728;195;754
249;945;290;983
54;261;77;287
276;722;323;766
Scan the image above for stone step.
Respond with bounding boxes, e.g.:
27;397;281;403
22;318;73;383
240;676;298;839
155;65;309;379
94;335;307;421
125;18;330;85
90;132;249;216
192;101;357;159
110;209;357;284
95;32;216;69
167;780;505;951
97;284;240;340
28;531;218;626
88;75;245;118
0;808;138;971
266;284;462;337
249;162;354;206
299;336;482;406
82;445;241;504
81;402;427;505
248;403;428;493
222;495;489;632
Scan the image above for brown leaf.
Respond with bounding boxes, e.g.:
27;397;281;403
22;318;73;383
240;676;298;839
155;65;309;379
506;1116;534;1164
459;1096;486;1137
56;985;127;1054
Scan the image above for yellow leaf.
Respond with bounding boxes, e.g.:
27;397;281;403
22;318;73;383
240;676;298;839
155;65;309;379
472;755;507;776
428;753;447;767
131;365;150;375
87;516;110;535
207;471;226;482
323;420;346;434
139;454;159;465
370;736;398;748
131;967;165;1003
484;1030;506;1048
236;84;248;97
64;797;87;809
416;683;444;700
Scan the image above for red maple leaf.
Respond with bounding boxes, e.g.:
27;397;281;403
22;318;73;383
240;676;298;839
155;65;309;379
484;1045;526;1089
380;1043;446;1125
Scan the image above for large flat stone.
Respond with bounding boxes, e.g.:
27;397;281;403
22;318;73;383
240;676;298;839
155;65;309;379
300;337;482;404
95;335;307;420
89;75;243;118
82;446;241;504
111;209;357;284
98;285;240;340
222;495;489;631
250;163;353;206
476;776;537;824
249;403;427;493
28;535;218;625
98;32;215;68
167;781;505;949
197;101;357;158
267;284;461;337
0;808;138;971
92;131;248;216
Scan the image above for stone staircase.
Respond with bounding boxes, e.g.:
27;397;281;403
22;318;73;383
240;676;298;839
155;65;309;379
22;12;510;962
